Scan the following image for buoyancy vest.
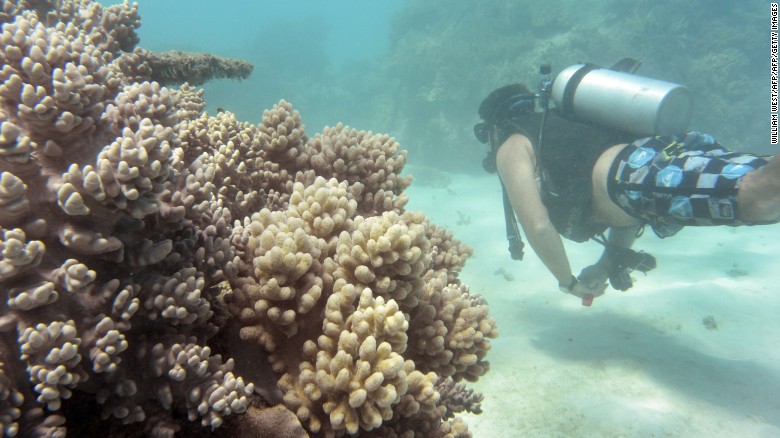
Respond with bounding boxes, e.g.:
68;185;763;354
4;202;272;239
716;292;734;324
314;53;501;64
512;112;634;242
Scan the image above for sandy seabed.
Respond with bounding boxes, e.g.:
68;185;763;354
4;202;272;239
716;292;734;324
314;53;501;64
404;166;780;438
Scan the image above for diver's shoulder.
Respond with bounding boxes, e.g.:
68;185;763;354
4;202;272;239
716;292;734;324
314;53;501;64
498;133;534;159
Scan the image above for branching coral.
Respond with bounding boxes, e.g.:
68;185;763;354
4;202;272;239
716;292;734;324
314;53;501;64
307;124;412;215
0;4;253;436
225;176;495;436
0;1;497;437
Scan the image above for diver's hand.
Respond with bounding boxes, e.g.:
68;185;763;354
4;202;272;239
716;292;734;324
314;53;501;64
608;267;633;291
569;279;607;307
578;263;609;289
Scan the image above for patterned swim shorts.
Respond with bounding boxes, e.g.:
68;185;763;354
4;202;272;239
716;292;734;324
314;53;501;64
607;132;772;237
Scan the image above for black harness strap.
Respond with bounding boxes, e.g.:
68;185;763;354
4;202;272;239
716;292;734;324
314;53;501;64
501;181;525;260
559;63;599;119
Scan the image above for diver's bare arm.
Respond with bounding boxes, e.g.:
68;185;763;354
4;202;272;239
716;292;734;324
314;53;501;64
496;135;573;285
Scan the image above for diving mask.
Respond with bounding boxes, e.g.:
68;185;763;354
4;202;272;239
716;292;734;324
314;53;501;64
474;93;536;144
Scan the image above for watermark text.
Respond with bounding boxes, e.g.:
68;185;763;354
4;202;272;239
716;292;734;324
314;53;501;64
772;4;779;143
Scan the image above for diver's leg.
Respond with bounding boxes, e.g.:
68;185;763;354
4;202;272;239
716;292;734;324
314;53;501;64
738;152;780;222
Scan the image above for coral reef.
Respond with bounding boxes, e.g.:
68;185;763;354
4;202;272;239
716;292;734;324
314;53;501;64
0;1;496;437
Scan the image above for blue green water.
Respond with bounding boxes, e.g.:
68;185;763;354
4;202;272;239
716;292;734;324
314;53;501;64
104;0;406;132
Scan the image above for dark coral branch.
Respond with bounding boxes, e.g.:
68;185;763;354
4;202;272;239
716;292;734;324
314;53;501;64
138;48;254;86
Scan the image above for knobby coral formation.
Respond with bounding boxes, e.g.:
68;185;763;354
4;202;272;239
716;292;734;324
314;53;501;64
0;1;497;437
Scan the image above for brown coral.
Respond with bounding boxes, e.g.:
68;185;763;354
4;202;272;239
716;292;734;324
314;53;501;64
408;279;498;382
307;124;412;215
0;1;497;437
278;282;439;435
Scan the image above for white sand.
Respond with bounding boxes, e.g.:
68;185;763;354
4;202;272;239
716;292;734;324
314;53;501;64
405;168;780;438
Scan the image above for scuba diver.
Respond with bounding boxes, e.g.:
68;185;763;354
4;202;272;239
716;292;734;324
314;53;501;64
476;61;780;306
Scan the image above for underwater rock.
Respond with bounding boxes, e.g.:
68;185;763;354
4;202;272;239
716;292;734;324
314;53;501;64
702;315;718;331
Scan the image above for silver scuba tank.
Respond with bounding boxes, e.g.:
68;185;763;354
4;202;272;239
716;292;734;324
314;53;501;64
550;64;693;136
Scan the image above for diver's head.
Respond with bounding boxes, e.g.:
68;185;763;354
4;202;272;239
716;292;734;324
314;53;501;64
476;83;536;172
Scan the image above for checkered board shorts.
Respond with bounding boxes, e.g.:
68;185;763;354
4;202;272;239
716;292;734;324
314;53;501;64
607;132;772;237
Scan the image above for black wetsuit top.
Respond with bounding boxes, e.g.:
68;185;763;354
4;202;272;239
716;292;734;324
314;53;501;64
512;112;634;242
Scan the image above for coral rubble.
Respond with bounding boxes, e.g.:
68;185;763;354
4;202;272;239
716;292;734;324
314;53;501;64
0;1;496;437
